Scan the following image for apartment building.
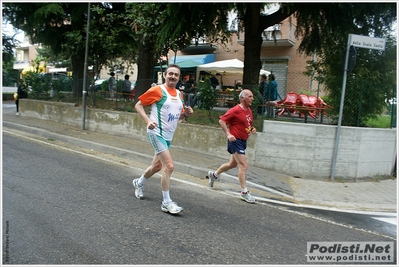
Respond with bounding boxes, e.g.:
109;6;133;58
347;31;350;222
13;36;41;73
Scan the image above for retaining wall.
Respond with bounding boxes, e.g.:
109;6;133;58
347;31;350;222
257;121;396;180
19;99;396;180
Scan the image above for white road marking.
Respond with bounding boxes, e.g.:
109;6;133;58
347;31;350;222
371;217;397;225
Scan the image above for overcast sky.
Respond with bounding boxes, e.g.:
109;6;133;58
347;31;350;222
2;21;25;42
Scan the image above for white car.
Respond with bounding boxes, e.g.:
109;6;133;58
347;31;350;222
93;79;106;91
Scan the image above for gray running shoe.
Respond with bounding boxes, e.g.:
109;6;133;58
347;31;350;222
240;191;256;203
207;170;217;187
161;201;183;214
133;178;143;199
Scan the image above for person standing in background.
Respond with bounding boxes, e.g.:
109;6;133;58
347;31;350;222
108;72;116;99
264;73;278;118
257;74;268;114
210;74;219;89
15;79;25;115
183;74;197;107
121;74;132;101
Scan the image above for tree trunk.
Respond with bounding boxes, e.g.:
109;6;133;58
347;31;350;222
242;3;299;86
134;39;157;102
71;55;85;98
242;4;264;86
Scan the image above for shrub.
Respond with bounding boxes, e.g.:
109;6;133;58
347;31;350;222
197;79;219;111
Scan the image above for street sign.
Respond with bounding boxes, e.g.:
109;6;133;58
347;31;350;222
350;34;386;51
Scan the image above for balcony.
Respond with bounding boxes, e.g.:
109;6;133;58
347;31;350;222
181;43;217;55
13;60;30;70
237;23;296;47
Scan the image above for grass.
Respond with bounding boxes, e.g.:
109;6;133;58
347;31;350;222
184;108;223;127
365;115;393;128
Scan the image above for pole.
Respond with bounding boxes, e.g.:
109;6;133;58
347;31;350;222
356;79;364;127
309;51;316;93
82;3;91;130
330;34;351;181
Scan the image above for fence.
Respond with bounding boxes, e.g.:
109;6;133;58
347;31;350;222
10;72;396;129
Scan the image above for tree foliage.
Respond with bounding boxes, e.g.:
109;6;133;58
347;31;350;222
2;31;19;86
122;3;168;99
2;3;134;97
296;3;397;126
295;3;397;55
2;32;17;63
121;3;234;100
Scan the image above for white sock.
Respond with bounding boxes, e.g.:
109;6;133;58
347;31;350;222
213;172;219;178
241;188;248;194
138;175;146;186
162;191;172;204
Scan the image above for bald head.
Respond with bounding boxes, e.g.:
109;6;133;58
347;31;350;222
239;89;252;99
238;89;254;108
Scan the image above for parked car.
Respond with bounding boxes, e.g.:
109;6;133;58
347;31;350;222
93;79;106;91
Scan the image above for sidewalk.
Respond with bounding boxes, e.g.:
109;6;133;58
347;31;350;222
2;102;397;213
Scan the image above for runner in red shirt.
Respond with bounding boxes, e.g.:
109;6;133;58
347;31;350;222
207;89;257;203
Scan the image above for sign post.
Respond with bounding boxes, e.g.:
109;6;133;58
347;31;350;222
330;34;386;181
82;3;91;130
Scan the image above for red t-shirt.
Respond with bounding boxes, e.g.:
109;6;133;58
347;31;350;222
219;105;253;141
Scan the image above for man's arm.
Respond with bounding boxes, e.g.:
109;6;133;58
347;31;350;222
219;119;236;142
179;105;194;120
135;100;157;129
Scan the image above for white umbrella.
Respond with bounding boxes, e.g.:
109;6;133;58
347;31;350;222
259;69;271;76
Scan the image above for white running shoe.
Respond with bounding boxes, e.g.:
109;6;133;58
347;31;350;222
207;170;217;187
240;191;256;203
133;178;143;199
161;201;183;214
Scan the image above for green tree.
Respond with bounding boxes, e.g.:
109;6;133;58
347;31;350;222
123;3;234;100
2;3;134;97
90;3;137;77
36;46;71;69
297;3;397;126
122;3;167;100
2;32;19;86
2;32;17;63
3;3;87;96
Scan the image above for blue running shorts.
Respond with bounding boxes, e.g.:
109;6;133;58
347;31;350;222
227;139;247;155
148;133;171;154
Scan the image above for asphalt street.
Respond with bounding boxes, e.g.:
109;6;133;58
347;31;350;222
2;125;397;264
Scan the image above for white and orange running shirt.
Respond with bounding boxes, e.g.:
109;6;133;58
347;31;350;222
138;84;184;141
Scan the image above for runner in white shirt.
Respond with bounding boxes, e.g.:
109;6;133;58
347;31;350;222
133;64;193;214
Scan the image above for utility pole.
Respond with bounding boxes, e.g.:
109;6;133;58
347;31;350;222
82;3;91;130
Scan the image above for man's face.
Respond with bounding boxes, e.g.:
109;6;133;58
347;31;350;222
242;90;254;107
164;67;180;87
